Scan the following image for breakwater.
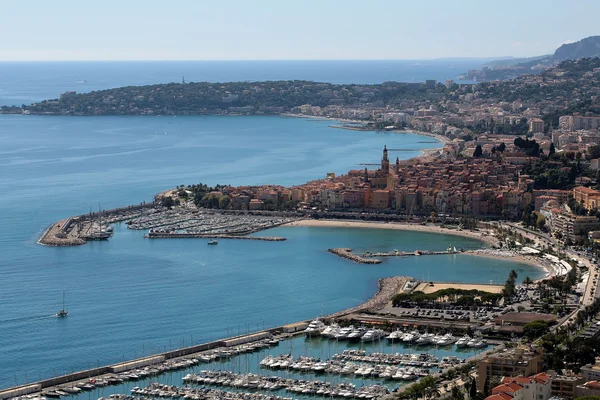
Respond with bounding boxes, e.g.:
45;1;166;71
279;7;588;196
328;248;382;264
145;233;286;241
328;247;465;264
38;203;157;246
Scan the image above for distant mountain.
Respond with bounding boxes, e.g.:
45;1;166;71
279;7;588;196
463;35;600;81
553;36;600;61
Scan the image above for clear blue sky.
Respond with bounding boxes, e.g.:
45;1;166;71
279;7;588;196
1;0;599;61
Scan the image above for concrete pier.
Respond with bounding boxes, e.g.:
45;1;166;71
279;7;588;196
328;248;382;264
144;233;286;241
328;247;465;264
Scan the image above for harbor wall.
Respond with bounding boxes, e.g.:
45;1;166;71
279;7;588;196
0;324;303;396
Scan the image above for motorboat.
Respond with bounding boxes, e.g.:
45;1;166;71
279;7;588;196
347;327;368;342
361;329;386;342
334;326;354;340
304;319;326;337
322;324;341;339
402;330;420;343
455;335;471;348
386;330;403;342
208;239;218;245
434;333;456;346
415;333;434;345
468;339;487;348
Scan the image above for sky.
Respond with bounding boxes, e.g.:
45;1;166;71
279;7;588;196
1;0;599;61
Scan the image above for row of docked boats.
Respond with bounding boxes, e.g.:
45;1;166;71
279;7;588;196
129;383;292;400
305;320;487;349
182;372;389;398
305;321;387;343
43;359;199;398
258;355;429;380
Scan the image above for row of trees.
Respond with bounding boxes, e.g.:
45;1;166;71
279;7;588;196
392;288;503;307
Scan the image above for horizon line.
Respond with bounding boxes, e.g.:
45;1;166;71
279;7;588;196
0;56;523;63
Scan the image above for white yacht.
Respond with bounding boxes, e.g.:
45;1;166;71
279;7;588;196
455;335;471;348
435;333;456;346
416;333;434;345
334;326;354;340
304;319;326;337
468;339;487;348
386;330;403;342
361;329;386;342
402;330;420;343
321;323;339;338
347;327;367;342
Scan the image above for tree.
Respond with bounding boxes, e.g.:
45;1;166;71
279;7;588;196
469;378;478;400
536;213;547;230
498;142;506;153
473;144;483;157
523;320;550;340
549;143;556;156
523;276;533;287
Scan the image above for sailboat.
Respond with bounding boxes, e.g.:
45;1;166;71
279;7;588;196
56;291;68;317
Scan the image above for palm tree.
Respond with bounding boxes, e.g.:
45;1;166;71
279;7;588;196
523;276;533;288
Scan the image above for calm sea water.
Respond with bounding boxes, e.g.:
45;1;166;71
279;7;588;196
0;114;543;388
0;60;488;107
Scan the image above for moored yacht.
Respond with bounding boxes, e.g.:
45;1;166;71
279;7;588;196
386;330;403;342
455;335;471;348
467;339;487;348
361;329;386;342
334;326;354;340
304;319;326;337
402;330;420;343
321;323;340;338
416;333;435;345
434;333;456;346
347;327;368;342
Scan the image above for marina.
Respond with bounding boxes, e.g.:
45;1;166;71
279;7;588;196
1;325;491;400
40;206;297;247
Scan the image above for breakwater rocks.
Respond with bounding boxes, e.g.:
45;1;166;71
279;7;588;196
329;276;408;317
328;248;382;264
145;232;286;241
38;203;157;247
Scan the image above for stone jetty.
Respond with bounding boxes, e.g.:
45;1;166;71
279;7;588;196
328;248;382;264
328;276;408;317
145;232;286;241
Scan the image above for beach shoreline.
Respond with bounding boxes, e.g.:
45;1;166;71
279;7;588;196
280;113;451;145
285;219;551;278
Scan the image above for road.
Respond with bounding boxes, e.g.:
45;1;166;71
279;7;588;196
501;222;599;308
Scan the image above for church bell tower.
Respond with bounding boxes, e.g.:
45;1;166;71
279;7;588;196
381;145;390;175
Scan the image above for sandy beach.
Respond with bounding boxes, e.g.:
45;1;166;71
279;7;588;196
285;219;551;277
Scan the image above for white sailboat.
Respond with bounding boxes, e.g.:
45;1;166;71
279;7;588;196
56;291;68;318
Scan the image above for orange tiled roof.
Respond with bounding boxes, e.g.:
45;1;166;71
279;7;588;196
484;394;513;400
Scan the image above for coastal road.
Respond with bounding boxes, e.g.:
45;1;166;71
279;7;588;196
503;223;599;310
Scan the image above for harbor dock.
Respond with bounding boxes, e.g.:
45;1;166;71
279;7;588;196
328;247;463;264
144;232;286;241
39;204;296;247
328;248;382;264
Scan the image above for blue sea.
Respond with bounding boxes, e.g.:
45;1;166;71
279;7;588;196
0;62;537;389
0;59;488;107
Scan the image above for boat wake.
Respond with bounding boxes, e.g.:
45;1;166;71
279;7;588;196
0;314;57;324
